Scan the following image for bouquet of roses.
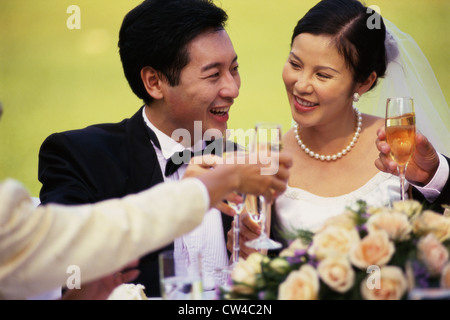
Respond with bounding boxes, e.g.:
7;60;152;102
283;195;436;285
222;200;450;300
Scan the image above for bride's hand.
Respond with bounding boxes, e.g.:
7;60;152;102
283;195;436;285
226;210;260;259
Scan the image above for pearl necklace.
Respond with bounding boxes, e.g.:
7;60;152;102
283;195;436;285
293;107;362;161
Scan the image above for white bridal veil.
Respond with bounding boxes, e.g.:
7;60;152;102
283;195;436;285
358;19;450;157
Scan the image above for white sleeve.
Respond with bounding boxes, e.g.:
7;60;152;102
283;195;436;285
0;178;208;299
190;178;211;210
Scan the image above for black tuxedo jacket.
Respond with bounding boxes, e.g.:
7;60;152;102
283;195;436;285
38;106;233;297
411;155;450;213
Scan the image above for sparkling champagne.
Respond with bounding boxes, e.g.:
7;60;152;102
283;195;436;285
386;112;416;166
245;194;262;223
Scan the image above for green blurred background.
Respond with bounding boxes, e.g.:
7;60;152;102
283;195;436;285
1;0;449;197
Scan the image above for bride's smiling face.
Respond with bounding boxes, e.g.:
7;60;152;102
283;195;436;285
282;33;356;128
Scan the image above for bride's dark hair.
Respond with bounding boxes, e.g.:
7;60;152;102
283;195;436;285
291;0;386;90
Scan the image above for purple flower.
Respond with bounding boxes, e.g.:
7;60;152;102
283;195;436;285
357;224;367;232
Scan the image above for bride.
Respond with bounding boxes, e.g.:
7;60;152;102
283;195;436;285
232;0;450;256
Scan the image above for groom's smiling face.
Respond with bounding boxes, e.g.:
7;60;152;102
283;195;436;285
153;29;241;145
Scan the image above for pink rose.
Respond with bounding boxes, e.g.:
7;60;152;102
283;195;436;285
441;262;450;289
417;233;449;276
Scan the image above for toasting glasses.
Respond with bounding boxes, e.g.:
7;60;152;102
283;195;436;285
217;129;256;272
244;123;283;251
385;97;416;200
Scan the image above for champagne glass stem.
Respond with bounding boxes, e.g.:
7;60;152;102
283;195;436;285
259;201;268;239
398;164;406;200
257;203;269;254
232;213;240;264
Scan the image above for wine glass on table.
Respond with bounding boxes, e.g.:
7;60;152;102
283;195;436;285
385;97;416;201
245;122;283;251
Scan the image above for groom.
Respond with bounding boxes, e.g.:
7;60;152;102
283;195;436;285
38;0;240;297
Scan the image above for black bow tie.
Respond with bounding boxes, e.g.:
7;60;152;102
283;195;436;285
144;125;227;177
165;149;195;177
164;139;227;177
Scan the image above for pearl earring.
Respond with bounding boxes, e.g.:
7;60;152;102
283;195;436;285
353;92;360;102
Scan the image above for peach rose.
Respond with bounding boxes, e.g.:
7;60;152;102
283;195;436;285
361;266;408;300
417;233;449;276
278;264;319;300
349;230;395;269
366;211;412;241
309;226;360;260
440;262;450;289
317;254;355;293
412;210;450;242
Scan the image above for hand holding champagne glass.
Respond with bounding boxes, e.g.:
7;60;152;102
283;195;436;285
244;122;283;251
385;97;416;200
219;129;256;270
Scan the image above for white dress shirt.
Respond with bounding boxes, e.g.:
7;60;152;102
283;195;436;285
142;109;229;293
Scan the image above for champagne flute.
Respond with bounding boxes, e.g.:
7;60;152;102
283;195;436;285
385;97;416;201
217;128;256;273
245;123;283;251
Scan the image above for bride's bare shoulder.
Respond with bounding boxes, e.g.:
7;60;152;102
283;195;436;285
362;113;384;130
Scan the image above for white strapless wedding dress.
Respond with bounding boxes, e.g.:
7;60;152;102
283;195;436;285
275;172;403;233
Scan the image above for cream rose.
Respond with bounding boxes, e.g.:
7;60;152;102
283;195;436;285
366;211;412;241
417;233;449;276
367;206;395;216
278;264;319;300
349;230;395;269
308;226;360;260
444;206;450;217
360;266;408;300
319;210;357;231
231;252;268;294
317;254;355;293
279;238;309;258
392;199;423;218
412;210;450;242
230;260;257;294
245;252;269;273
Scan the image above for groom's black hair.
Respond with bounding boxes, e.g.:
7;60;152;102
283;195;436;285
118;0;228;104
